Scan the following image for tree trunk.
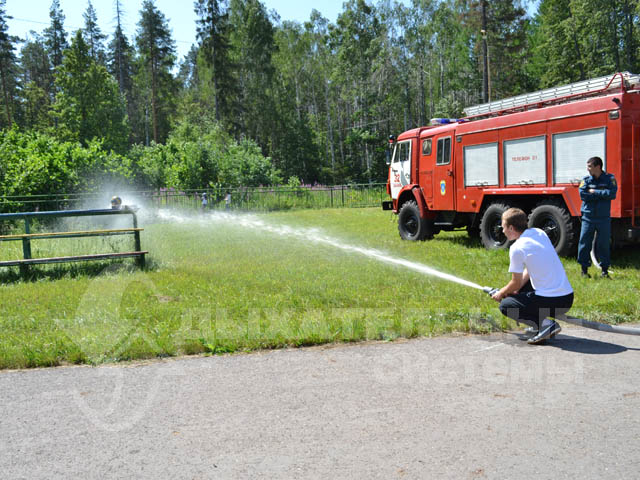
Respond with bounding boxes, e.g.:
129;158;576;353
0;61;12;127
481;0;489;103
324;79;336;183
151;48;159;143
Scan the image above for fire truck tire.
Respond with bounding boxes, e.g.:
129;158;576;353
528;202;577;256
398;200;434;241
479;203;510;249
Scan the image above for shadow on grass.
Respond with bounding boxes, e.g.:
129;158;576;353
0;257;158;284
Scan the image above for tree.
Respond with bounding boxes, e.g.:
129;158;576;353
20;34;53;129
271;21;322;182
194;0;237;122
526;0;639;86
331;0;383;182
0;0;19;128
43;0;68;69
228;0;277;142
82;0;107;64
108;0;136;142
135;0;177;144
53;30;130;152
463;0;530;101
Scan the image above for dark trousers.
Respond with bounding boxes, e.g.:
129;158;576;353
577;217;611;269
499;281;574;330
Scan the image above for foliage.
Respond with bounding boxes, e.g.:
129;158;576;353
43;0;68;69
19;34;53;130
531;0;640;86
194;0;236;123
0;128;134;201
129;117;281;190
52;31;130;153
134;0;177;145
0;0;19;129
3;0;640;198
82;0;107;65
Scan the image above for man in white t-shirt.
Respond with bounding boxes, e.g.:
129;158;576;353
491;208;574;344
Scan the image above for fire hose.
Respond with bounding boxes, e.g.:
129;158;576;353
481;287;640;336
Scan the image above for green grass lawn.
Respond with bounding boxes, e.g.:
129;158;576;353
1;207;639;369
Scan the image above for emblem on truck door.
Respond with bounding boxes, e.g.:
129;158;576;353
440;180;446;195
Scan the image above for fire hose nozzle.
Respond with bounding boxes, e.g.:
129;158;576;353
483;286;499;296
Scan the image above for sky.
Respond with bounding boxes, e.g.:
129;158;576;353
7;0;540;63
6;0;360;63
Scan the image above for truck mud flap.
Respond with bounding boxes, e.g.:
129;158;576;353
382;201;393;211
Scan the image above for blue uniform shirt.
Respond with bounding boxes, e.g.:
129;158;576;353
579;172;617;218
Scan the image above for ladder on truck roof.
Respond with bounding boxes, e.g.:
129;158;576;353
464;71;640;118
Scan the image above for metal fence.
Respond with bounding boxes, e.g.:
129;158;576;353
0;184;388;214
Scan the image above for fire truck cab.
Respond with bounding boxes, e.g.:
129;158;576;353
383;72;640;255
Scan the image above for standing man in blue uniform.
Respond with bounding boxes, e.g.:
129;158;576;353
577;156;617;277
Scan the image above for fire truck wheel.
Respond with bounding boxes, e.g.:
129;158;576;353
528;202;577;256
398;200;433;241
479;203;510;249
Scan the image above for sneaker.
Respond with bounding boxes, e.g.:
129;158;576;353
524;326;538;335
581;268;590;278
527;322;561;345
601;270;610;278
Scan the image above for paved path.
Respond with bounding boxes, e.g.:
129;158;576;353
2;325;640;479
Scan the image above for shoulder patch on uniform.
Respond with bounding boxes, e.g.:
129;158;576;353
611;177;617;186
579;180;585;188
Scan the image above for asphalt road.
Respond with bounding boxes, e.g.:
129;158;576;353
2;325;640;479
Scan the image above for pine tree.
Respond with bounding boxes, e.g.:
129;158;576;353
43;0;68;69
194;0;236;122
19;34;53;129
135;0;177;144
0;0;19;127
82;0;107;64
53;30;130;152
228;0;276;143
108;0;136;142
464;0;530;100
331;0;383;182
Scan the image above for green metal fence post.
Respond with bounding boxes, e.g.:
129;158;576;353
132;211;144;268
20;218;32;276
22;218;32;260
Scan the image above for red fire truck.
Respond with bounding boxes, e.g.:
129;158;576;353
382;72;640;255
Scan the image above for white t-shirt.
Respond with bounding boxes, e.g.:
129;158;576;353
509;228;573;297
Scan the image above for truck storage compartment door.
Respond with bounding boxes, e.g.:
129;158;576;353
504;136;547;186
553;127;606;184
463;142;499;187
